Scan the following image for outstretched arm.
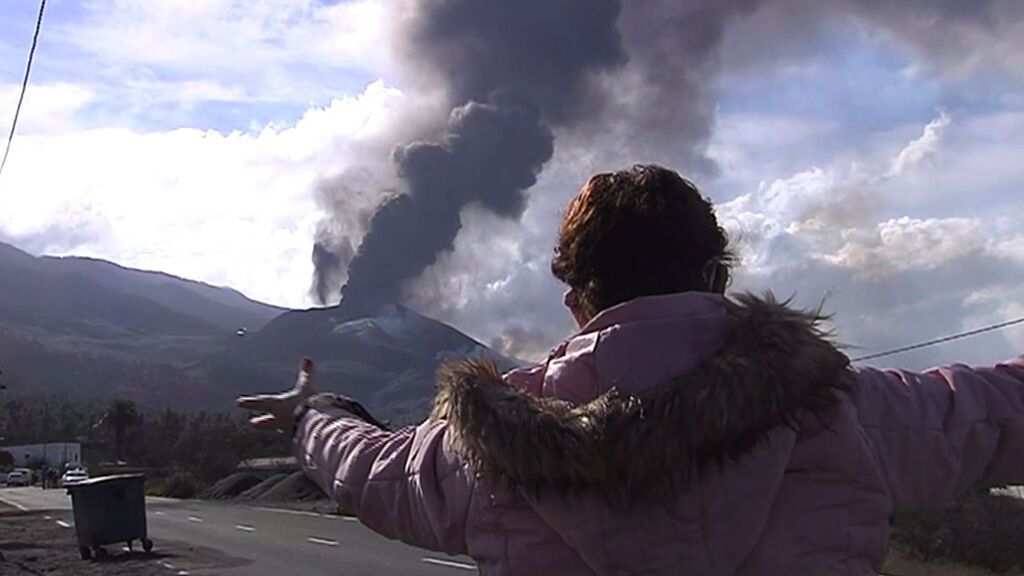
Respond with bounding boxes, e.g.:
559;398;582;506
238;359;475;555
293;400;474;554
852;355;1024;510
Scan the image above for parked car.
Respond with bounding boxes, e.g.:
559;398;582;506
6;468;32;487
60;468;89;487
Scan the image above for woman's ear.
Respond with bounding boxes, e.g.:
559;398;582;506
563;289;574;308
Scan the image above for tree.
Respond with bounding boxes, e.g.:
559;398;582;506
0;450;13;469
145;408;183;469
104;400;139;463
56;401;80;442
37;402;55;443
2;399;28;445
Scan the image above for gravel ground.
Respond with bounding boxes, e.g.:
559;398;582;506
235;473;289;501
255;472;324;503
0;506;243;575
203;473;263;501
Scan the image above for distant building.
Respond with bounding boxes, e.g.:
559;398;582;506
0;442;81;469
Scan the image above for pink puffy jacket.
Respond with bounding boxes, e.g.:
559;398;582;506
293;292;1024;575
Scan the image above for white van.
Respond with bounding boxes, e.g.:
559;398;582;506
5;468;32;487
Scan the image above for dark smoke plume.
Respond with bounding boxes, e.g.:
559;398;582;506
609;0;766;171
393;0;624;124
313;0;626;309
340;94;553;312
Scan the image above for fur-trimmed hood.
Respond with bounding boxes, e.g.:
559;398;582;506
431;293;854;505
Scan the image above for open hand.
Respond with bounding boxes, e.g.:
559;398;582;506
236;357;317;435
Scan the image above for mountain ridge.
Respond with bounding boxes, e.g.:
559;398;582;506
0;240;517;422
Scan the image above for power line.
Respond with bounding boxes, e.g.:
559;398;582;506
851;315;1024;363
0;0;47;182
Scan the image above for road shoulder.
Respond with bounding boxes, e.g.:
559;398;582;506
0;503;247;575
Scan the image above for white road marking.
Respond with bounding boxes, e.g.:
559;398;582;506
234;524;255;532
187;516;204;523
56;520;72;528
249;506;327;518
44;515;52;520
422;557;477;571
0;497;28;511
160;561;176;569
249;505;357;521
306;537;339;547
177;572;190;575
154;511;166;516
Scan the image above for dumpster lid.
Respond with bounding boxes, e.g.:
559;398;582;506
66;473;146;489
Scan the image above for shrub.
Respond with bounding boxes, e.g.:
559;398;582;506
891;490;1024;573
157;471;202;499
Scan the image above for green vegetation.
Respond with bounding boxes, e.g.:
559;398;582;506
892;490;1024;574
153;471;202;499
104;399;140;462
0;395;290;488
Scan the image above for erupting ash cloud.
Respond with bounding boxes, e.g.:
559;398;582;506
340;95;554;310
312;0;1022;314
312;0;626;310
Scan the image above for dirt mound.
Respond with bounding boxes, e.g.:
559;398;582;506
256;471;327;502
236;472;290;500
203;472;264;500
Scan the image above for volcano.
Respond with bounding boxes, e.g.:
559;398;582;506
210;302;521;425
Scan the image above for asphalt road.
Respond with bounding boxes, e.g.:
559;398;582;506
0;486;477;575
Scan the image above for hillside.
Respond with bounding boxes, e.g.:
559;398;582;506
41;254;283;333
0;241;516;421
0;241;282;362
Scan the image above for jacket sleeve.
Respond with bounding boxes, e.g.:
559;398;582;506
852;355;1024;510
292;404;475;554
503;362;546;395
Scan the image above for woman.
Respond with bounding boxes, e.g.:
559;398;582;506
238;165;1024;575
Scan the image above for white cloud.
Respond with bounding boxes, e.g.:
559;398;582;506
993;234;1024;265
60;0;389;101
0;80;405;308
0;83;95;134
715;111;1024;368
719;111;953;272
123;79;253;108
887;110;950;177
823;216;986;278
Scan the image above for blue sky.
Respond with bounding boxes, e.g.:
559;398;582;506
0;0;380;133
1;0;1022;368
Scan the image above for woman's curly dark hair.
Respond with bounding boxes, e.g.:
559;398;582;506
551;164;734;317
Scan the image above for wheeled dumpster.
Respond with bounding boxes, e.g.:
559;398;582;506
66;474;153;560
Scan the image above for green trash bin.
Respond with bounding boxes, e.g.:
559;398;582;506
66;474;153;560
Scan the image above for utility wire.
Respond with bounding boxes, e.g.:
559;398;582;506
851;315;1024;363
0;0;47;182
